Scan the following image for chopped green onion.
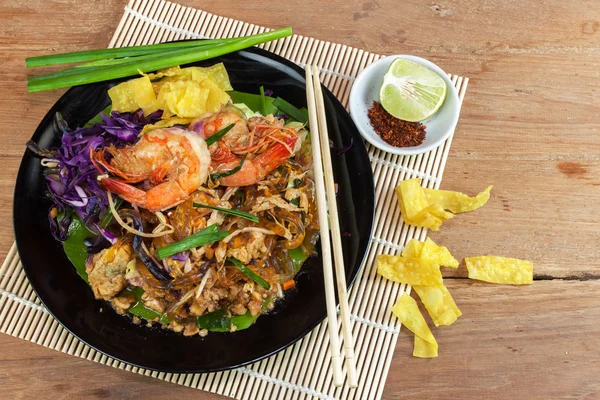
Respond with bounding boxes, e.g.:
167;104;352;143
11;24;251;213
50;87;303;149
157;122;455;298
272;96;308;123
228;257;271;290
156;224;230;260
205;123;235;146
259;86;267;116
122;287;170;324
196;298;272;332
27;27;292;92
193;203;259;223
210;153;247;180
26;37;239;68
99;197;123;228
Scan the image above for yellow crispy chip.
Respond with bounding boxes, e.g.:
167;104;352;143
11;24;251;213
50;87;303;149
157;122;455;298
402;238;459;269
414;335;438;358
143;66;183;80
396;178;492;231
108;76;158;114
421;238;459;268
148;64;232;90
136;64;232;117
396;179;429;221
424;185;493;214
140;117;194;136
391;293;438;358
465;256;533;285
155;81;210;118
413;284;462;327
189;63;233;91
198;78;231;112
377;254;443;286
401;239;424;258
396;179;454;231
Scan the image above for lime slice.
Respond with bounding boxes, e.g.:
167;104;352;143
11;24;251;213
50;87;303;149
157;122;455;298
379;58;447;122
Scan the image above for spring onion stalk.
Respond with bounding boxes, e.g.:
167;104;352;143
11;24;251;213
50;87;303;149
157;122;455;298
205;123;235;146
72;49;197;69
228;257;271;290
210;154;247;180
156;224;230;260
27;27;293;93
193;203;259;223
26;37;240;68
31;46;215;82
259;86;267;116
272;97;308;123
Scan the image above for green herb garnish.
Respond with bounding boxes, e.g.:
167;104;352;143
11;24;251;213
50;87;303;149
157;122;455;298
259;85;267;116
193;203;259;223
156;224;230;260
228;257;271;290
205;123;235;146
210;153;247;180
26;28;292;92
272;96;308;123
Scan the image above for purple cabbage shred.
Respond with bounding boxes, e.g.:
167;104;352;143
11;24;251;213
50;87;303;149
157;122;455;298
171;251;190;262
32;110;162;241
337;137;354;155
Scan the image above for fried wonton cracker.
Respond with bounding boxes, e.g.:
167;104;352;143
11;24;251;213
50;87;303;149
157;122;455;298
377;254;443;286
108;75;158;114
396;179;453;231
402;238;459;269
414;336;439;358
110;63;232;118
155;80;210;118
465;256;533;285
391;293;438;358
140;116;194;136
413;284;462;327
424;185;493;214
396;178;492;231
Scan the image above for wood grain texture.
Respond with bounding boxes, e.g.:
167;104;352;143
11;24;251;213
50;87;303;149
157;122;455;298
0;0;599;398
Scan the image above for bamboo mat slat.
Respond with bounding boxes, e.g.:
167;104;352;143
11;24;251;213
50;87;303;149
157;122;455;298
0;1;469;399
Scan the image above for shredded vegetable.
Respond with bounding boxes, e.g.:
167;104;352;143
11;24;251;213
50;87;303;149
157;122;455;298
27;110;161;241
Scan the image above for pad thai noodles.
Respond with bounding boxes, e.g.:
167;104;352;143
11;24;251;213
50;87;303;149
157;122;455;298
28;64;318;336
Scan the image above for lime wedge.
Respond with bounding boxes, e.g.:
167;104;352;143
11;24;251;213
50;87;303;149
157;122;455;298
379;58;447;122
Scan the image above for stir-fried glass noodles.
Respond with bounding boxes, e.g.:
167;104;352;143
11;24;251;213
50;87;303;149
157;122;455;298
29;64;318;335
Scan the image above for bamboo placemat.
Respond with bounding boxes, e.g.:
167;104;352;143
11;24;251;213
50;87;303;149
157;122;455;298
0;1;468;398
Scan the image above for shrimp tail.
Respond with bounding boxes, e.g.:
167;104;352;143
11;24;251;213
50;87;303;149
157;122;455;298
99;177;147;208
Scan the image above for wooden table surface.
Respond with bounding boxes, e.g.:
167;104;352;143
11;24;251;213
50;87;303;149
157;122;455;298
1;0;599;398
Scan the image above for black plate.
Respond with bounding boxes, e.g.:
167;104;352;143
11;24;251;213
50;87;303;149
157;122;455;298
13;47;375;373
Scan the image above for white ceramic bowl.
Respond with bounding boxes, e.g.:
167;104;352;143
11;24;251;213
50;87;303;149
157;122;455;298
349;55;460;155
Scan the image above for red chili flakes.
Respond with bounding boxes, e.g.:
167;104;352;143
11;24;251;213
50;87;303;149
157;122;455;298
367;101;426;147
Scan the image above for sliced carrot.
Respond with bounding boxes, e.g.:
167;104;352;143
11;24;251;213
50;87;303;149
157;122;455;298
283;279;295;291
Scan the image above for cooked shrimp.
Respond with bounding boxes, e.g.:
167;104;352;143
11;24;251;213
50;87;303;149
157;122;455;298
92;127;211;212
214;133;298;186
193;108;299;186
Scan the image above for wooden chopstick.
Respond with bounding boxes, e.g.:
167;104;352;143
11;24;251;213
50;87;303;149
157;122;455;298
310;65;359;388
305;65;344;387
306;65;344;387
305;65;358;388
